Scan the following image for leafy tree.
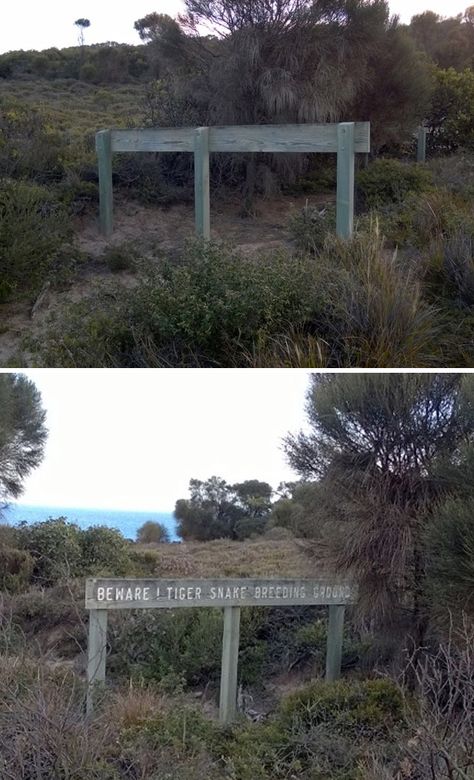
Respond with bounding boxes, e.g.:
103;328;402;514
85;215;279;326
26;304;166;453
174;476;272;540
284;374;474;649
74;18;90;48
137;520;171;544
426;67;474;153
0;374;47;507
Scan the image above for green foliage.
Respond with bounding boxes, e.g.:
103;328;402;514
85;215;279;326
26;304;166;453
279;678;404;738
0;99;65;183
0;544;33;592
0;374;47;503
175;476;272;541
108;608;224;686
17;517;82;585
0;179;72;301
427;67;474;153
288;203;336;253
102;243;139;273
79;526;131;575
425;496;474;620
356;159;433;210
136;520;170;544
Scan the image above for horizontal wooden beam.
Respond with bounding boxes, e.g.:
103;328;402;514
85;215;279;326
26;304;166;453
85;577;356;610
109;122;370;154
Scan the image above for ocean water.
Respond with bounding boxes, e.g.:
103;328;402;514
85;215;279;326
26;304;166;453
2;504;178;542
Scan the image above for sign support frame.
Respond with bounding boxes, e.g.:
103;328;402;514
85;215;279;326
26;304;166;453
85;577;355;721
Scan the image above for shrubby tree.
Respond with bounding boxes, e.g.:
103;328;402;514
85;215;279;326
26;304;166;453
284;374;474;648
0;374;47;507
174;476;272;540
136;520;170;544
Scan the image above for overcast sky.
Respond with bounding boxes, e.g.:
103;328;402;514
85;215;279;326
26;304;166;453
10;369;311;512
0;0;469;53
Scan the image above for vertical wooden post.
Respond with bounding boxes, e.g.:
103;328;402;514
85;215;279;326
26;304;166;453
219;606;241;724
336;122;355;240
86;609;108;715
194;127;210;239
96;130;113;237
325;605;345;682
417;126;427;163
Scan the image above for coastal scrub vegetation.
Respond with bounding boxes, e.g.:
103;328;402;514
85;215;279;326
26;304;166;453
1;373;474;776
1;2;474;365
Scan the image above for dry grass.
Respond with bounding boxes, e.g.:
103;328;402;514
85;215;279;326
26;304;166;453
135;538;316;578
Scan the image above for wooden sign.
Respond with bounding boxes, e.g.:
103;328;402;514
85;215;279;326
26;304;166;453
85;577;354;610
85;577;355;722
96;121;370;241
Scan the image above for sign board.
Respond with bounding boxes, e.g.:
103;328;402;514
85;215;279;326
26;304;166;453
85;577;354;610
85;577;355;722
96;121;370;240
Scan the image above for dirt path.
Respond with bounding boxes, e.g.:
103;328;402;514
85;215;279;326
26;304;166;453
0;193;332;366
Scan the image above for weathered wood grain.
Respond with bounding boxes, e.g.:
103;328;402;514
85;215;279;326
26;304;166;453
194;127;210;238
108;123;370;154
85;578;355;610
219;606;241;723
96;130;113;237
325;605;345;682
336;122;355;239
86;609;107;714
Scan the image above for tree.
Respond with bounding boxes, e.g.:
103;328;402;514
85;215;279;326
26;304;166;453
174;476;273;540
0;374;47;508
284;374;474;650
74;18;90;48
136;520;171;544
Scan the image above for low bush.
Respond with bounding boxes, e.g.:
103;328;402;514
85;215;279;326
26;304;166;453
17;517;82;585
279;678;404;738
288;203;336;253
0;544;33;593
79;525;131;575
356;159;433;210
0;179;72;302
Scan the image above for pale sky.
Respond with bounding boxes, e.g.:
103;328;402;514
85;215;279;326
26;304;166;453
8;369;311;513
0;1;469;54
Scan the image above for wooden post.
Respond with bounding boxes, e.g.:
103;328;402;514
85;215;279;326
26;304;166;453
86;609;108;714
325;605;345;682
417;126;427;163
96;130;113;237
336;122;355;240
194;127;210;239
219;606;241;724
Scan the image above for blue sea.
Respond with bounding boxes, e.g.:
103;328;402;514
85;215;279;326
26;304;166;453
2;504;178;542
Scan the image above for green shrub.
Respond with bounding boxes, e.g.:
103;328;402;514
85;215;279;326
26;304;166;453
381;189;474;249
17;517;82;585
33;240;318;367
136;521;170;544
0;100;65;183
356;159;433;210
0;179;72;301
0;544;33;592
279;678;404;738
79;526;131;575
102;243;140;273
108;609;224;686
288;203;336;253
